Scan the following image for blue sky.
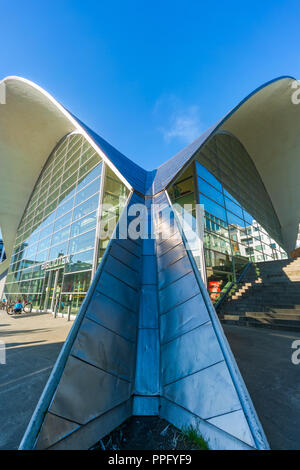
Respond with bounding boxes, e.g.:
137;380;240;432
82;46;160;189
1;0;300;169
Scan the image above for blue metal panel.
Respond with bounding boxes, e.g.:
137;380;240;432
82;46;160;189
50;355;132;424
97;271;139;313
35;413;79;450
104;255;140;289
141;255;157;285
161;322;224;385
157;241;187;271
139;285;159;329
71;318;136;381
48;400;133;450
110;242;142;272
163;361;241;420
133;197;160;410
85;291;137;342
158;255;192;290
207;409;255;447
160;293;209;344
159;271;200;315
134;328;160;395
159;398;253;450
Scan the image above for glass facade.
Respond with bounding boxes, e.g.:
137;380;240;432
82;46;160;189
4;132;129;315
168;131;287;303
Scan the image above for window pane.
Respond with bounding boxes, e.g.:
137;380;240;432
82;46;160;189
227;211;245;228
75;178;100;206
199;194;227;224
73;194;99;221
52;226;70;246
204;232;231;255
77;163;102;192
53;211;72;233
198;178;224;205
61;172;78;194
66;250;94;273
223;188;241;207
79;154;99;179
196;161;222;190
63;159;79;180
41;210;56;228
56;197;74;219
205;216;229;238
68;229;96;254
38;236;52;252
62;271;92;293
70;211;97;238
225;197;244;219
49;242;68;259
36;249;49;263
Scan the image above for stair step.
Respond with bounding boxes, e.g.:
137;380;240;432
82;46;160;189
269;308;300;313
245;312;300;321
224;305;300;310
220;314;300;332
221;313;300;322
218;260;300;332
220;318;300;333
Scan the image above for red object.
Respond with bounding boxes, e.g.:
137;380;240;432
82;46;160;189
208;281;222;300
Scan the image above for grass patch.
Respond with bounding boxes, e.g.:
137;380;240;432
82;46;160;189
181;425;209;450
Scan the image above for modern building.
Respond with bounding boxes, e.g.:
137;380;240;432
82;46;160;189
0;75;300;450
1;79;292;311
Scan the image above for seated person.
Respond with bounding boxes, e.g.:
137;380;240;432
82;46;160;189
14;299;23;314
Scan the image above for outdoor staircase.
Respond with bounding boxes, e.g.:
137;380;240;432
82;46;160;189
218;257;300;331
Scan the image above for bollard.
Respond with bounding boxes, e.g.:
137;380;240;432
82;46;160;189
54;298;58;318
67;304;71;322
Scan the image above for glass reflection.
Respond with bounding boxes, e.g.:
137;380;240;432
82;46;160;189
168;132;288;303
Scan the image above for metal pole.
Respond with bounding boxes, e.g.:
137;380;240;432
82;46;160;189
67;304;71;322
67;294;72;321
54;295;58;318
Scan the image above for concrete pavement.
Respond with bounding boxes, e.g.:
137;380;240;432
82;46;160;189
0;308;299;450
223;324;300;450
0;309;72;449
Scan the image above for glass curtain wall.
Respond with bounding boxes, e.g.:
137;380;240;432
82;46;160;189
168;131;287;303
98;166;130;264
4;132;129;315
167;165;203;273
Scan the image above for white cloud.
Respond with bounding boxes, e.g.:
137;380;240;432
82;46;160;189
154;95;203;144
163;105;202;143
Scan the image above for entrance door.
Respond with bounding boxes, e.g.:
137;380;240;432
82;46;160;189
43;269;64;313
